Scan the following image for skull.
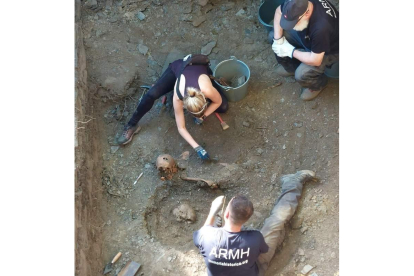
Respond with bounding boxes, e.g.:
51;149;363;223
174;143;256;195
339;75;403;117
156;154;176;173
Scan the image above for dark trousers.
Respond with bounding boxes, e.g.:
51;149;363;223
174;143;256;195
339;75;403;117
127;60;229;127
269;30;339;90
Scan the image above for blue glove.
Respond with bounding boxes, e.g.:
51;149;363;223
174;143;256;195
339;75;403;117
195;146;210;160
194;117;204;125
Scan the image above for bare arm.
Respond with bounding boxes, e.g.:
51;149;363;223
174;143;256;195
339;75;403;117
204;196;224;226
198;75;222;118
204;213;216;226
293;50;325;67
173;92;200;149
273;6;283;40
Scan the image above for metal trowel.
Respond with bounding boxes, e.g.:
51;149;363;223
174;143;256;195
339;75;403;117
103;252;122;274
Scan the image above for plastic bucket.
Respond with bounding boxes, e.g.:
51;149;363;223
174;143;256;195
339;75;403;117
213;56;250;102
324;61;339;79
258;0;285;32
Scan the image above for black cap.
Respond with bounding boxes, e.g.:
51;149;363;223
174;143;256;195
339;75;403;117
280;0;308;30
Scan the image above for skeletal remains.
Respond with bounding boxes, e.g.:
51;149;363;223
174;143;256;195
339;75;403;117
156;154;178;180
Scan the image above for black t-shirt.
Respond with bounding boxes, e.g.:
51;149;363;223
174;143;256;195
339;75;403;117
282;0;339;54
193;226;269;276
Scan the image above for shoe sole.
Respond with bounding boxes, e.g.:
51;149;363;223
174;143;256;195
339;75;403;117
122;126;141;145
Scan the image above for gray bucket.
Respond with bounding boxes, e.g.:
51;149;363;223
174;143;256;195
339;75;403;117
258;0;285;32
213;56;250;102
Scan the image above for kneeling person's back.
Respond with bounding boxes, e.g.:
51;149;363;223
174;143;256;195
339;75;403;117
193;195;269;276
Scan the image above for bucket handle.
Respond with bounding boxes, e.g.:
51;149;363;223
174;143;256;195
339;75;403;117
230;56;237;61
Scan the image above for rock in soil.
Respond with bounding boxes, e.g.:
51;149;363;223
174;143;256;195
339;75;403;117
201;41;216;55
298;248;305;256
138;44;149;55
192;16;206;27
84;0;97;8
301;264;314;275
136;12;146;21
197;0;208;6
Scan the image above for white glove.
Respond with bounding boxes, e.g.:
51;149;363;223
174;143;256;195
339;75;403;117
271;36;285;54
275;39;296;58
209;196;225;216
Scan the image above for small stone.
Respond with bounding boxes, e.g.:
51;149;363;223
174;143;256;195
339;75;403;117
106;220;111;225
201;41;216;55
319;133;324;138
138;44;149;55
300;257;306;262
136;12;146;21
257;148;264;155
192;16;206;27
331;252;336;258
301;226;308;233
310;273;319;276
145;163;152;169
110;146;120;154
84;0;97;8
293;121;303;128
168;257;172;262
183;6;192;14
244;38;254;44
298;248;305;256
197;0;208;6
297;133;302;138
221;2;235;11
301;264;314;275
242;121;250;127
236;9;246;16
282;144;286;150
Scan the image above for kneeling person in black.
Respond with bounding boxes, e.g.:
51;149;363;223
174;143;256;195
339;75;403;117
194;170;316;276
194;195;269;276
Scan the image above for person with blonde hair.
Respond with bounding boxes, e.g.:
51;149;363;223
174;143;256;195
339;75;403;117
116;56;228;161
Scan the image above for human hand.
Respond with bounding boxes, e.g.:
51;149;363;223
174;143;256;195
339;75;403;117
271;36;285;54
210;195;225;216
275;39;296;58
194;146;210;160
194;116;203;125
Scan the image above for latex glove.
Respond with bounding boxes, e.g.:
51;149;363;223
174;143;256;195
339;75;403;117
271;36;285;54
276;39;296;58
210;196;225;216
194;146;210;160
194;116;203;125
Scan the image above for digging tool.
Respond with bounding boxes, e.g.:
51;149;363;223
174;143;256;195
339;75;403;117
103;252;122;274
118;261;141;276
215;113;229;130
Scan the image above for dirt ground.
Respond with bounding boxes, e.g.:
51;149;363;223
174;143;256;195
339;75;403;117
77;0;339;275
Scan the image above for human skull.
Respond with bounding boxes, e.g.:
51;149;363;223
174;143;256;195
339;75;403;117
173;203;196;223
156;154;176;173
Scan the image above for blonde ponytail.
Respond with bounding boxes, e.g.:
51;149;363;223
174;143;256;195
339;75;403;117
183;87;207;116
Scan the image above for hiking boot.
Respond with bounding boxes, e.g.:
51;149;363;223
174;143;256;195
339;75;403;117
300;86;326;101
281;170;317;184
275;65;295;77
116;125;141;145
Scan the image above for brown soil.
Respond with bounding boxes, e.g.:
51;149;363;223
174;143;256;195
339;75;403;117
75;0;339;275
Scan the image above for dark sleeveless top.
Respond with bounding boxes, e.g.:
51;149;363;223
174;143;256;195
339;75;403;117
171;59;209;97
